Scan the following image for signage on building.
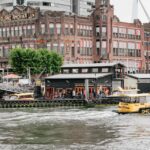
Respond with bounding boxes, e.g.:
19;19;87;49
0;8;36;22
36;79;41;86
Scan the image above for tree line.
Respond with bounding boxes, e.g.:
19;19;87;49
9;48;63;75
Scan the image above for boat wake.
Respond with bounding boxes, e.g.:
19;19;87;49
0;108;117;127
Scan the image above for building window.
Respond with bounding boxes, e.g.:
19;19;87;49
92;68;98;73
27;25;32;36
60;43;64;55
102;26;107;37
101;0;108;5
41;24;45;34
113;27;118;38
3;28;7;37
82;68;88;73
72;69;78;73
6;28;10;37
102;68;108;73
19;26;22;36
14;27;19;36
56;23;61;35
65;24;69;35
102;15;107;22
71;46;75;57
42;2;51;6
89;26;92;36
63;69;69;74
17;0;25;5
96;26;100;36
49;23;54;35
113;48;118;56
47;43;51;50
70;24;74;35
22;26;26;36
11;27;14;37
96;41;100;55
101;41;107;57
128;29;135;39
53;43;58;52
77;42;80;54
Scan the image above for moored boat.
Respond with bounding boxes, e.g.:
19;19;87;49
3;93;34;101
108;87;139;98
117;93;150;114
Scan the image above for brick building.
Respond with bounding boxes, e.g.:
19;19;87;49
0;0;149;73
93;0;145;73
143;23;150;73
111;19;144;73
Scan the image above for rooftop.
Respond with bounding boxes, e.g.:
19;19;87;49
128;74;150;79
45;73;112;79
62;62;125;68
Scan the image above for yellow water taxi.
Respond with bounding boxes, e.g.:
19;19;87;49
117;93;150;114
3;93;34;101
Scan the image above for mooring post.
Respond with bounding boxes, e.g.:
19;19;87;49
85;79;89;101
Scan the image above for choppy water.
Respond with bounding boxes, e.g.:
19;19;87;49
0;106;150;150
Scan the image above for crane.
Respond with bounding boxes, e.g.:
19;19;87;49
132;0;150;22
138;0;150;22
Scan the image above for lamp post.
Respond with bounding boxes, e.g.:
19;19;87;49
94;73;97;98
6;68;8;85
28;67;31;85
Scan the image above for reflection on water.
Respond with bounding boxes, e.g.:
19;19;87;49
0;107;150;150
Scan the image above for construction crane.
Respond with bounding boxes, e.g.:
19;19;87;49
139;0;150;22
132;0;150;22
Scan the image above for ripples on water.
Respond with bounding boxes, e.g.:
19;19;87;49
0;107;150;150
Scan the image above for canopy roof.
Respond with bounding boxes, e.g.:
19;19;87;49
128;74;150;79
62;62;125;68
45;73;112;79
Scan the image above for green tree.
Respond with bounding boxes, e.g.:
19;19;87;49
9;48;63;75
49;51;63;74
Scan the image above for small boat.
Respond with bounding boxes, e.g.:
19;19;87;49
109;87;139;98
96;87;140;105
117;93;150;114
3;93;34;101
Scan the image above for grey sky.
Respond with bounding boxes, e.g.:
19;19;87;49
110;0;150;23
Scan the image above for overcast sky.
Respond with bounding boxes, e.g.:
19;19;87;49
110;0;150;23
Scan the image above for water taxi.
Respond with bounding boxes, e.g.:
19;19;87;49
3;93;34;101
117;93;150;114
109;87;139;98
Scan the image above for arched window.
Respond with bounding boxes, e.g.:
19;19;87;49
16;0;24;5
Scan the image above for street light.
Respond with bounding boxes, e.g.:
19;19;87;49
94;73;97;98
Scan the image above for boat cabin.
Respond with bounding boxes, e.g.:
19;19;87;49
3;93;34;101
122;93;150;103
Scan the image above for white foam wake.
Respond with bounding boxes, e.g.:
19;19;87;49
0;108;117;127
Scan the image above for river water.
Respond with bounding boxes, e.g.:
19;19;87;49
0;106;150;150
